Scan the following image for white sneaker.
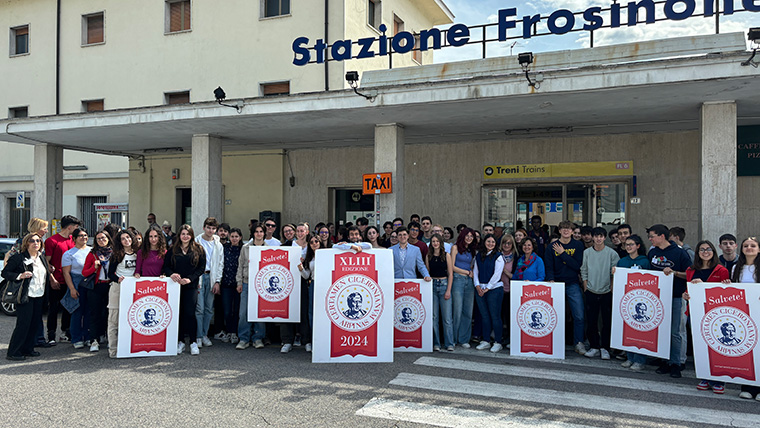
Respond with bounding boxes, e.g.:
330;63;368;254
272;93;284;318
621;360;634;368
73;341;85;349
460;343;471;349
253;339;265;349
575;342;587;355
739;391;753;399
630;362;645;372
220;333;231;343
190;342;200;355
433;345;441;352
177;341;186;354
213;331;227;340
196;338;203;348
90;341;99;352
490;343;503;353
281;343;292;353
294;337;302;347
201;336;213;347
229;334;239;344
236;341;250;350
584;348;601;358
476;341;490;350
600;349;611;360
305;343;312;353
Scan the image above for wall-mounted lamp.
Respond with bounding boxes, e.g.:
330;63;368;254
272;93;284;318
518;52;540;89
742;28;759;68
345;71;376;102
213;86;244;113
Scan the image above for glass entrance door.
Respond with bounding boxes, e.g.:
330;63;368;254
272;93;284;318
482;187;516;234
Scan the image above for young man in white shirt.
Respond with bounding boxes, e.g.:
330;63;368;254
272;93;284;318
263;218;281;246
195;217;224;348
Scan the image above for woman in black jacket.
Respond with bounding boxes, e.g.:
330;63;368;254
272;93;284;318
163;225;206;355
2;234;51;361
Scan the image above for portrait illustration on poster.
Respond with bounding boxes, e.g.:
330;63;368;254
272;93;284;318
248;247;301;323
611;268;672;359
394;280;432;352
511;281;565;359
117;278;180;358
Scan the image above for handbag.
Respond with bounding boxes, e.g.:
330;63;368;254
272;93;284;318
79;273;97;290
1;277;28;305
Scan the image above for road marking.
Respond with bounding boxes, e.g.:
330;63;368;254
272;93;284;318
389;373;760;428
414;356;734;400
357;397;594;428
450;347;696;377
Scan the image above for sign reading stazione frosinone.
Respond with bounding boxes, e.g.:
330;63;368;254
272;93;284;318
292;1;759;65
484;161;633;180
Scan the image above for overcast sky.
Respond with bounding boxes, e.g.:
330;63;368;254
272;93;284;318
433;0;756;63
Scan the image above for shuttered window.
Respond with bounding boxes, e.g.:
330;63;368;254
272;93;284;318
166;91;190;105
261;82;290;96
11;25;29;55
84;13;104;45
168;1;191;33
83;99;104;112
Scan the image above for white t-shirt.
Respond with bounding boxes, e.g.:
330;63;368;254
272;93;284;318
115;253;137;279
61;246;91;276
265;237;281;246
735;265;757;283
198;237;215;272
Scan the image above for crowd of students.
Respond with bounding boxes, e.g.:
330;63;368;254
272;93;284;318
2;212;759;401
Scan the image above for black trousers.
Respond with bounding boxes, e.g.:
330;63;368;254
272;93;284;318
8;297;44;357
585;290;612;350
87;282;110;342
46;282;70;339
178;286;198;342
299;279;311;344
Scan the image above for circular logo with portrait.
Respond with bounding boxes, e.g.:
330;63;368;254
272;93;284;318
326;274;383;332
516;299;557;338
394;295;425;332
701;306;758;357
127;295;172;336
254;264;294;303
620;289;664;332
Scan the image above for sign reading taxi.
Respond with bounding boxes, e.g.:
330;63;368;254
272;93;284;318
363;172;393;195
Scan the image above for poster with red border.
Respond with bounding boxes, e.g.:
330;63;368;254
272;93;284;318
393;279;433;352
510;281;565;359
689;282;760;387
610;268;673;359
313;248;393;363
248;246;302;322
117;277;180;358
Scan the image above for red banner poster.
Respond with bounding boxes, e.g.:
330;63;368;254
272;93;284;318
254;249;294;319
128;280;172;354
620;272;665;352
701;287;758;381
394;282;425;348
326;252;383;357
517;284;557;355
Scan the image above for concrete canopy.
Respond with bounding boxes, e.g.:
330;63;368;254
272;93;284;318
2;33;758;156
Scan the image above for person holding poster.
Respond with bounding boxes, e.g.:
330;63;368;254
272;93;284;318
473;235;506;353
731;237;760;400
163;225;206;355
514;238;545;281
235;224;268;350
682;240;730;393
450;228;477;348
298;234;323;353
426;234;454;352
647;224;692;378
106;229;139;358
615;235;652;371
580;227;619;360
135;225;168;278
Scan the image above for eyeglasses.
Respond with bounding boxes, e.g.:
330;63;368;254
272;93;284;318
96;236;109;242
319;231;329;235
699;248;713;253
77;234;88;239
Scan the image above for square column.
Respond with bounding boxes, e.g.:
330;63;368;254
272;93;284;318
374;124;404;224
33;144;63;225
191;134;223;229
700;101;737;241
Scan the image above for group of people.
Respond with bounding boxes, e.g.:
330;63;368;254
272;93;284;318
3;212;759;401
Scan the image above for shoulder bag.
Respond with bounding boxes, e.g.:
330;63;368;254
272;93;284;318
1;277;28;305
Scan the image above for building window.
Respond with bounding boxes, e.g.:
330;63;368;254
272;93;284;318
393;15;403;35
368;0;381;29
10;25;29;56
83;99;104;112
261;82;290;96
79;196;107;236
166;0;191;33
8;197;31;238
82;12;105;46
165;91;190;105
264;0;290;18
413;33;422;64
9;107;28;118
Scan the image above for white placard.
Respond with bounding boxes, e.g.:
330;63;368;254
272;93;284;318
393;279;433;353
313;248;394;363
247;246;302;322
117;277;180;358
510;281;565;359
610;268;673;359
688;282;760;387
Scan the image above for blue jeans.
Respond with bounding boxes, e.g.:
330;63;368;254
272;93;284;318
475;287;504;344
451;273;474;345
195;273;214;339
432;278;454;348
69;273;90;344
627;351;647;364
566;282;585;345
669;297;686;366
237;282;265;343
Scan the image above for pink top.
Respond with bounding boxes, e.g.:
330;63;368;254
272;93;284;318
135;249;166;277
